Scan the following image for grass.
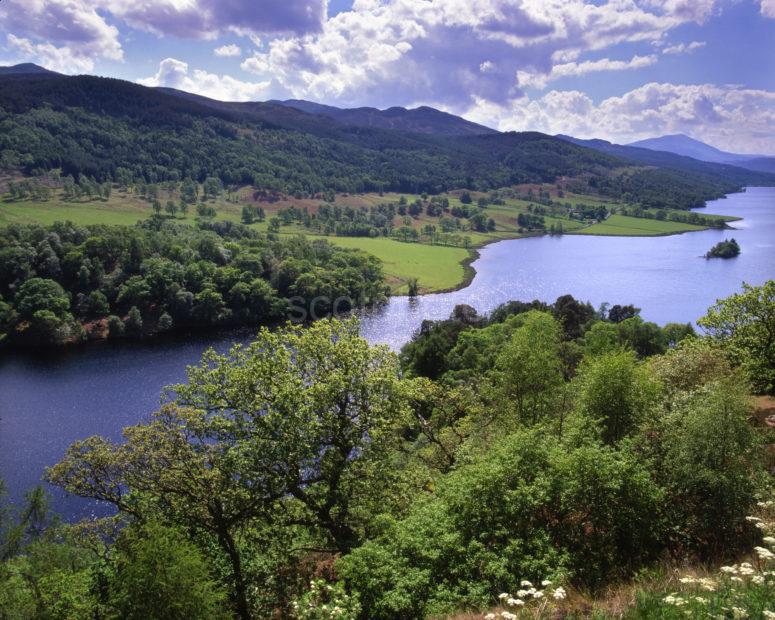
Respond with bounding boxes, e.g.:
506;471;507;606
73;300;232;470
304;235;472;294
573;214;708;236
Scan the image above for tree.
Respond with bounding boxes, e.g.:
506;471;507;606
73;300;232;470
495;311;564;424
14;278;70;320
108;521;227;620
49;319;406;618
165;200;178;217
573;349;658;444
172;318;405;552
698;280;775;394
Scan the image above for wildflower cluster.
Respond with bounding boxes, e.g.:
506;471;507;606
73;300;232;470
655;503;775;618
291;579;360;620
484;579;567;619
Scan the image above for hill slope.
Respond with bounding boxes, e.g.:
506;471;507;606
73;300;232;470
0;69;772;208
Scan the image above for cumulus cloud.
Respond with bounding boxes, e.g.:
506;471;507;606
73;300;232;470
237;0;718;108
661;40;706;54
0;0;323;73
1;0;122;73
215;44;242;57
139;57;272;101
464;82;775;154
518;54;657;89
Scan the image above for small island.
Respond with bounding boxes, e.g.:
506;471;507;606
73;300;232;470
705;238;741;259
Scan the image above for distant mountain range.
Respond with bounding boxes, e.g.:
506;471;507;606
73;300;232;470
0;63;773;210
627;134;775;174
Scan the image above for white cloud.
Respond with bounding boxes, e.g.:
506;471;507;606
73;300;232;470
662;40;706;54
518;54;657;90
238;0;702;108
214;44;242;57
761;0;775;17
138;57;271;101
1;0;123;73
464;82;775;154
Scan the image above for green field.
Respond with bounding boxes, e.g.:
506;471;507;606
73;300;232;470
573;214;708;236
305;235;471;294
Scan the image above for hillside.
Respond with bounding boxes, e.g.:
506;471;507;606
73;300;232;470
0;65;772;208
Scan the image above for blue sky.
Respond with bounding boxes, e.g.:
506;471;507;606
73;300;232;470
1;0;773;153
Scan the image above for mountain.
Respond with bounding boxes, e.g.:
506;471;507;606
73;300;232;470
557;134;775;187
0;70;772;209
628;134;775;174
270;99;498;136
0;63;60;76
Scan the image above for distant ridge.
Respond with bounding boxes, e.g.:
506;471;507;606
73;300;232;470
628;134;775;174
0;63;60;76
270;99;498;136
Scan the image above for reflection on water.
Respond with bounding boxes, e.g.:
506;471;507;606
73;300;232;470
1;187;773;518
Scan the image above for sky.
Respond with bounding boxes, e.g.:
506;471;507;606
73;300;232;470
1;0;774;154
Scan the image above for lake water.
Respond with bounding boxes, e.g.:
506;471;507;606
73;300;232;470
1;187;773;519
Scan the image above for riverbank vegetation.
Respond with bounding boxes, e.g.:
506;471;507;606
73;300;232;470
1;281;773;619
0;219;387;348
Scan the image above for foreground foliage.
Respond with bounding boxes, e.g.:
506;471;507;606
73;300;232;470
1;281;773;619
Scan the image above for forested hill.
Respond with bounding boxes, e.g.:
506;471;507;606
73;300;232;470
267;99;499;136
0;66;773;207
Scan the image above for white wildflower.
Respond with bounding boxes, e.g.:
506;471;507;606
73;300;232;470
720;565;738;574
763;611;775;619
731;576;744;583
732;607;748;618
498;593;510;601
533;591;544;599
746;516;762;523
500;612;517;620
763;536;775;545
506;598;520;607
752;575;765;585
755;546;775;560
553;586;567;601
693;597;707;604
698;578;716;591
541;579;552;587
520;580;533;587
740;560;763;575
679;576;696;584
485;614;496;620
516;590;529;598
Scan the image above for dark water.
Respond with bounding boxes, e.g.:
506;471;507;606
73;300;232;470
1;187;773;519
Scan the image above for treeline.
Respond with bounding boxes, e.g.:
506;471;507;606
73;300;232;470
269;196;493;243
0;219;387;348
0;73;769;208
616;204;727;228
1;281;773;618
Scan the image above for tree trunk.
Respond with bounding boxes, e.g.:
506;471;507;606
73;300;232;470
215;518;251;620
